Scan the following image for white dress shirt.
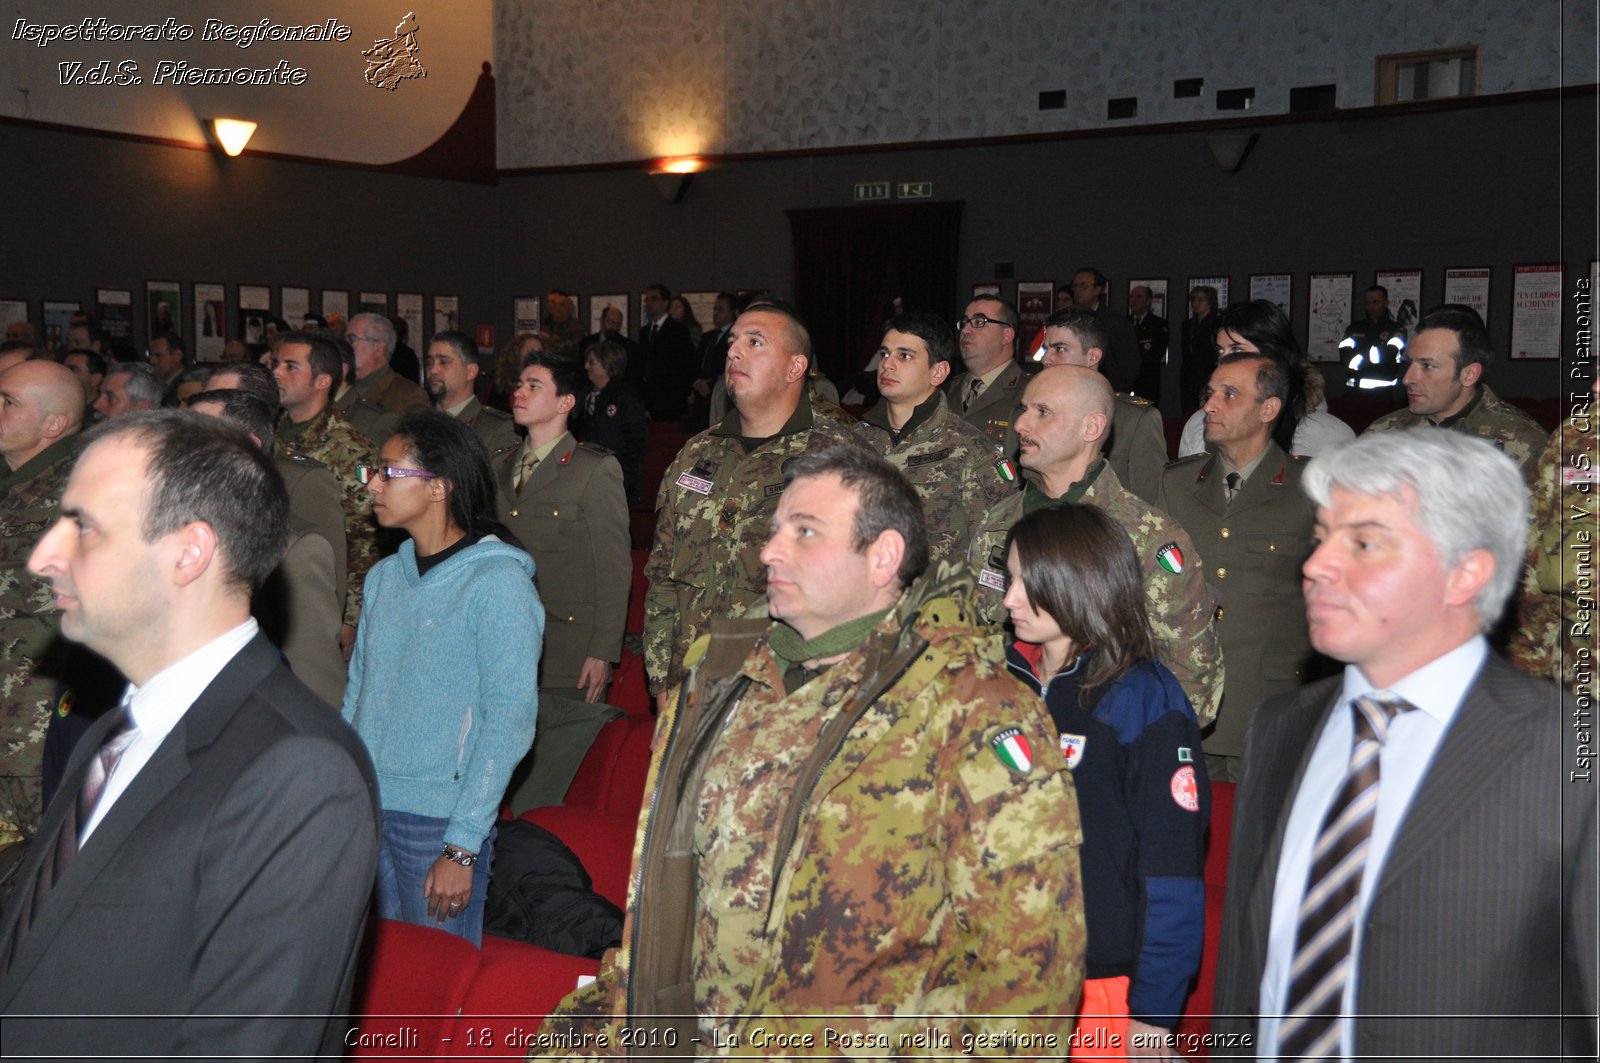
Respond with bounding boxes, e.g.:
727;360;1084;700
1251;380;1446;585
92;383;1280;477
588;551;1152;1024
1256;635;1488;1060
80;619;260;843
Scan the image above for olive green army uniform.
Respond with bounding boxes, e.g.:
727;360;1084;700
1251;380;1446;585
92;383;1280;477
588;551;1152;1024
1108;392;1169;504
495;432;631;693
275;453;347;608
0;433;80;839
968;460;1224;727
1510;416;1597;701
334;364;429;446
643;394;863;695
1364;384;1548;479
854;391;1017;565
945;360;1027;450
455;396;521;463
537;578;1084;1056
277;406;378;629
1156;443;1319;766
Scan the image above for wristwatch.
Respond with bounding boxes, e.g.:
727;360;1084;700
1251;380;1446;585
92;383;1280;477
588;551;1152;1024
440;844;477;867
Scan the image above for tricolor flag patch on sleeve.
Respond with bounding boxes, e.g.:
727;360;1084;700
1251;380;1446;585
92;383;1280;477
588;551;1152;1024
996;458;1018;482
990;727;1034;775
1156;541;1185;574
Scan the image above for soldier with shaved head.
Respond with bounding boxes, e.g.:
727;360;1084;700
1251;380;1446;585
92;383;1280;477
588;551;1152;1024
0;360;87;838
968;365;1224;725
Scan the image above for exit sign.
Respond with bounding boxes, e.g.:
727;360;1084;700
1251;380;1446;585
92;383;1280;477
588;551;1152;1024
897;181;934;199
854;181;890;202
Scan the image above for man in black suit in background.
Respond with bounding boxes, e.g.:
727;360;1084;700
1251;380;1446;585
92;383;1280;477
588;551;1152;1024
1127;284;1167;404
1213;430;1595;1060
637;282;696;421
0;411;379;1059
685;291;736;431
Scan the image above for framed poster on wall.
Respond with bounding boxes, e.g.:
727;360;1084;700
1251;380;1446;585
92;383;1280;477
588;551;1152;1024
0;299;28;338
1374;268;1423;334
238;284;271;346
95;288;133;342
1186;275;1230;313
146;280;181;339
1306;272;1354;362
359;291;389;316
433;295;459;333
1127;278;1168;319
43;300;81;352
1509;262;1563;360
280;286;311;326
1442;267;1492;324
395;293;424;350
194;282;226;361
515;297;543;336
1248;273;1292;313
322;290;350;322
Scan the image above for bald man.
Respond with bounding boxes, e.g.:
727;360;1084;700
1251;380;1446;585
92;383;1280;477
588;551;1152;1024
0;361;88;839
966;365;1224;725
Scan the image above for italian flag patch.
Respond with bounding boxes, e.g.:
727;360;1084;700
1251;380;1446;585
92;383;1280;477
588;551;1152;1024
990;727;1034;775
1156;541;1185;574
996;458;1018;482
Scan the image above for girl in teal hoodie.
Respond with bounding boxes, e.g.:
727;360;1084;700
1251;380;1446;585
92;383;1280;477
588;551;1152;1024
344;410;544;946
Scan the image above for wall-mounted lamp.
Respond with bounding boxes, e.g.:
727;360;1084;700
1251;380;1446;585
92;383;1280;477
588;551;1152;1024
1206;132;1257;173
208;118;257;156
648;156;704;203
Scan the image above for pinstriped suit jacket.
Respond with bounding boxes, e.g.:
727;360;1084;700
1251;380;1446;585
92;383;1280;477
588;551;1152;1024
1212;655;1597;1060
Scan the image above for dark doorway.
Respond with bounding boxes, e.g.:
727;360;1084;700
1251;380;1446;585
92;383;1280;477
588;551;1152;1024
786;202;964;386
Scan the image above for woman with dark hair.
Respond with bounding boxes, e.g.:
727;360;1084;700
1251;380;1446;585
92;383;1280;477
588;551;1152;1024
1002;504;1209;1057
343;409;543;946
1178;285;1220;411
579;341;648;503
667;294;703;348
1175;299;1318;458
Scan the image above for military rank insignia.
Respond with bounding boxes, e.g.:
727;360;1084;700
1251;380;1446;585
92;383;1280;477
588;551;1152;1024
1156;541;1185;574
990;727;1034;775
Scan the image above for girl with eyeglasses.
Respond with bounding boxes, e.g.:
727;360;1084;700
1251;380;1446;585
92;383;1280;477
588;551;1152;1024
1002;504;1209;1059
343;409;543;946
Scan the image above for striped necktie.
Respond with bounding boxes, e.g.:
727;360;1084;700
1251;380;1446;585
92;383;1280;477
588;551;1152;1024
78;703;140;835
1278;693;1416;1059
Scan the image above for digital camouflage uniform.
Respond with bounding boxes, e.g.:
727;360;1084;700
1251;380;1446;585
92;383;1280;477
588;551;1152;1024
1364;384;1548;480
643;394;863;695
277;406;378;629
537;572;1085;1058
1509;416;1597;701
854;391;1017;566
0;434;80;839
967;460;1224;727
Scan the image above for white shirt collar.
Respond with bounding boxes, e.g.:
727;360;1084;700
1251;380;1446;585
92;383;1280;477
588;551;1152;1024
1337;633;1488;728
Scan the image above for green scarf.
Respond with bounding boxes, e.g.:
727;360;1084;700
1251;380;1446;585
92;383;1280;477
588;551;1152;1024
767;607;894;694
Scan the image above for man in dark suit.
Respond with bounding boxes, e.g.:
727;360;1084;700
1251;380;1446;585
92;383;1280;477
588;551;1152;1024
0;411;380;1059
1127;284;1168;404
1069;267;1140;393
578;304;640;363
1214;430;1595;1060
684;291;735;432
637;283;696;421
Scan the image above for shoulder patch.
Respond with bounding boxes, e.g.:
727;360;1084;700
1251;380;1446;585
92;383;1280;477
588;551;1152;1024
1170;765;1200;811
1155;541;1185;574
989;726;1035;775
995;457;1018;482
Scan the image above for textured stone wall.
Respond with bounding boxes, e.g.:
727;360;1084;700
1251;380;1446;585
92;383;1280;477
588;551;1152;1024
495;0;1590;168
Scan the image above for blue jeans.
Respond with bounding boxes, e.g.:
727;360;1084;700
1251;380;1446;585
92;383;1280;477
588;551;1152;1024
376;810;495;948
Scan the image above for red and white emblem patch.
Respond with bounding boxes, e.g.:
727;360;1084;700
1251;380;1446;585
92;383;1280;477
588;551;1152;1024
1058;733;1085;770
1170;766;1199;811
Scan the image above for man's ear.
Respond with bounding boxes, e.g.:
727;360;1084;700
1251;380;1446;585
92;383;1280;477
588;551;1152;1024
1444;547;1494;610
1458;361;1484;389
867;529;906;590
1259;395;1283;425
1084;346;1105;369
1082;410;1110;445
171;521;220;588
930;360;952;388
787;354;810;384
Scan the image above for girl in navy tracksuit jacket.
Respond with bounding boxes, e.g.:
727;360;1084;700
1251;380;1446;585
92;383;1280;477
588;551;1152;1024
1002;503;1210;1055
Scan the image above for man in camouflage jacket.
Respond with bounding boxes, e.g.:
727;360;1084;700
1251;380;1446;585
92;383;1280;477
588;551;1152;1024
853;312;1016;565
272;331;379;637
1363;305;1547;479
967;366;1224;726
539;446;1083;1058
644;303;863;699
1510;411;1597;700
0;361;85;839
